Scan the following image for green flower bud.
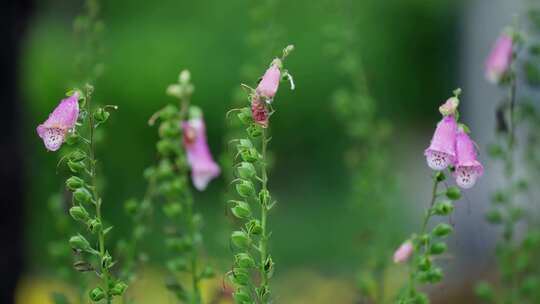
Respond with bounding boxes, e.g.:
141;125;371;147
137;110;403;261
93;108;110;123
101;253;113;269
240;148;261;163
491;191;508;204
65;132;79;145
486;209;503;224
435;172;446;182
69;150;87;162
160;105;179;120
88;218;102;233
69;234;91;251
110;282;128;296
259;189;270;206
163;202;182;218
67;160;86;173
237;107;253;125
429;242;447;255
159;121;181;138
89;287;105;302
446;186;461;200
230;268;250;286
236;180;255;198
123;199;138;216
418;268;443;283
66;176;85;191
230;201;251;219
237;162;256;179
156;139;176;155
233;289;251;302
432;200;454;216
432;223;453;237
246;219;263;235
247;124;263;138
417;256;431;271
235;253;255;268
231;231;251;249
69;206;89;222
73;188;93;204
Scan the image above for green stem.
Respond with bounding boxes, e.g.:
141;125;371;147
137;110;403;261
86;88;111;304
259;127;269;301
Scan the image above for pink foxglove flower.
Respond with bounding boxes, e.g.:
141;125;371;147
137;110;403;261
393;241;413;264
251;95;269;128
256;62;281;101
454;129;483;189
485;34;513;84
36;93;80;151
182;117;220;191
425;115;458;170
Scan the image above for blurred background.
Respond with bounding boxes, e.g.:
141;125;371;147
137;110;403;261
1;0;528;303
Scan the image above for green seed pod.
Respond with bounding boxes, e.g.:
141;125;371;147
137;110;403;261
435;172;446;182
233;289;251;302
237;107;253;125
88;218;102;233
236;180;255;198
417;256;431;271
432;200;454;216
432;223;453;237
66;176;85;191
110;282;128;296
231;201;251;219
67;160;86;173
89;287;106;302
429;242;447;255
69;234;91;251
65;132;79;145
74;188;93;204
240;148;260;163
237;162;256;179
231;231;251;249
69;150;87;162
446;186;461;200
69;206;89;222
93;108;110;123
246;219;263;235
230;268;250;286
247;124;262;138
235;253;255;268
162;202;182;218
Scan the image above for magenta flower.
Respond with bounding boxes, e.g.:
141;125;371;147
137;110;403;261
425;115;458;170
393;240;413;264
36;93;80;151
485;33;513;84
256;63;281;101
182;117;221;191
251;95;269;128
453;129;483;189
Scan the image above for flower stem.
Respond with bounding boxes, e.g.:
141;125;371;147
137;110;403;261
86;88;111;303
259;127;269;300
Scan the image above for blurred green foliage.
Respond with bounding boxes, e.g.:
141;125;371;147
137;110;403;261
22;0;461;287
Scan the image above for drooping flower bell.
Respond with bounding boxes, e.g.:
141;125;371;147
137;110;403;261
182;108;220;191
453;129;483;189
256;60;281;102
425;115;458;170
485;33;513;84
393;240;413;264
36;92;80;151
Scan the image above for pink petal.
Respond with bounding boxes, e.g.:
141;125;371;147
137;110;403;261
485;34;513;84
256;64;281;101
425;116;457;170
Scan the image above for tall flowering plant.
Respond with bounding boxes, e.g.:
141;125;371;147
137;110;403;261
476;13;540;303
397;90;483;303
226;45;294;304
38;86;126;303
146;70;219;303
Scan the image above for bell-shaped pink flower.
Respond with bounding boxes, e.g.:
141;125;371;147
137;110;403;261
36;93;80;151
485;34;513;84
256;63;281;101
251;95;269;128
425;115;458;170
182;117;220;191
393;241;413;264
453;129;483;189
